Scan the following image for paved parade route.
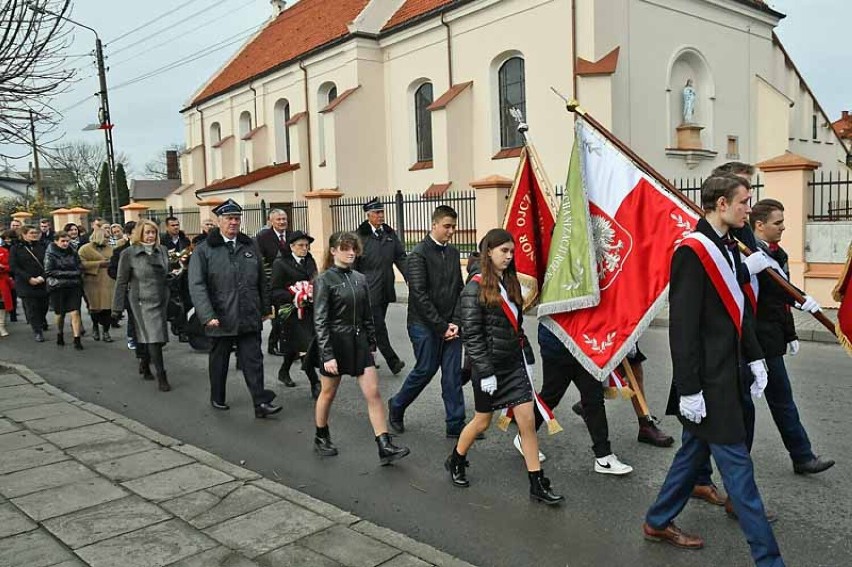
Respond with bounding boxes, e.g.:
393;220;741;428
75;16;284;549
1;304;849;567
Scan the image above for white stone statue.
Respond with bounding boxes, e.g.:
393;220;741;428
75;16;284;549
682;79;697;124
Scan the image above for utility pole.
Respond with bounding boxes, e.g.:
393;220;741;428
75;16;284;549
95;38;118;224
28;109;43;202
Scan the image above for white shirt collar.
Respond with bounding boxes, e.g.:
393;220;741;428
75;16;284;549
292;253;303;263
429;235;446;248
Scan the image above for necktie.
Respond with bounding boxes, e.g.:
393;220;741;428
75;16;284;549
279;232;285;244
226;241;235;254
721;236;738;252
375;228;383;239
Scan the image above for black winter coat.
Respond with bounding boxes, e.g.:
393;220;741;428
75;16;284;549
355;221;406;305
161;231;191;253
10;240;47;298
459;275;534;381
271;253;318;354
108;240;131;280
313;266;376;364
44;243;82;290
188;228;269;337
406;236;463;336
754;242;798;358
665;219;762;444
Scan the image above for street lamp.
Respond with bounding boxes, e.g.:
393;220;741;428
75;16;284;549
26;1;119;223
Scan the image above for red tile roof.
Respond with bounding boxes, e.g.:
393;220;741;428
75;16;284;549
833;112;852;140
383;0;458;31
191;0;370;107
197;162;300;194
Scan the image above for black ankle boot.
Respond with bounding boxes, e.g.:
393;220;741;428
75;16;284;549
314;427;338;456
92;326;100;341
139;359;154;380
156;370;171;392
56;332;65;346
528;470;564;505
73;336;84;351
444;448;470;487
376;432;410;466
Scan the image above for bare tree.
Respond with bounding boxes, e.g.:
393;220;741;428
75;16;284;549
0;0;76;159
44;140;130;207
143;143;185;180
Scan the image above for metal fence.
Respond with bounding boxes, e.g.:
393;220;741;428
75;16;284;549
291;201;308;233
142;207;200;236
809;170;852;221
330;190;479;255
671;175;763;206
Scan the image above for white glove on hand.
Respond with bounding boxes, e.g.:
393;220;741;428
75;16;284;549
787;340;800;356
749;359;769;398
679;392;706;424
744;251;771;276
480;375;498;395
796;295;821;313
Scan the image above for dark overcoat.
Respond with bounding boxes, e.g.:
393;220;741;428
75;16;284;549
271;252;317;354
9;240;47;298
355;221;406;306
113;244;170;344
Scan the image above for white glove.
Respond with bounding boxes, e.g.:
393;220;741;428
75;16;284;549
744;252;771;276
787;340;800;356
796;295;821;314
480;375;498;395
749;359;768;398
679;392;706;424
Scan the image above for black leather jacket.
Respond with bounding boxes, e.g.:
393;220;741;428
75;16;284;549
406;236;463;335
459;273;534;379
313;265;376;363
44;243;82;290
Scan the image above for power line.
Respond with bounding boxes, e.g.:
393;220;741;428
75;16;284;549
106;0;207;45
107;0;243;57
108;0;256;68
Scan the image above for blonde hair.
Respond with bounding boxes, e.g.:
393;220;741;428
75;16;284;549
131;219;160;245
89;226;108;246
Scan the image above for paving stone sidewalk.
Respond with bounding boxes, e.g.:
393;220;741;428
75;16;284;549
0;362;476;567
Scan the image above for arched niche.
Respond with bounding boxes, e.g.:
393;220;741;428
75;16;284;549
666;47;715;149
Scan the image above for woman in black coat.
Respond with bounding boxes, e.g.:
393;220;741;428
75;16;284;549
10;225;49;341
446;228;563;505
271;230;320;397
44;231;85;350
310;231;409;466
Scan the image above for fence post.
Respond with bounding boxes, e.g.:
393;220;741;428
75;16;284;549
304;190;343;270
470;175;513;244
395;190;405;245
261;199;267;221
168;206;174;217
756;152;821;288
120;203;149;223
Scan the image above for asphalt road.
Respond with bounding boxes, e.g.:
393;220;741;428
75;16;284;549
1;305;849;567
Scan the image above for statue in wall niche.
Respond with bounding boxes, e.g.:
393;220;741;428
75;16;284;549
682;79;697;124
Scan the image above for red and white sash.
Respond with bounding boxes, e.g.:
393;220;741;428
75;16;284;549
680;233;745;336
470;275;562;435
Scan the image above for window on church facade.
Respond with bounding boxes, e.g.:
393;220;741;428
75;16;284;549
274;99;291;164
415;82;434;162
498;57;525;149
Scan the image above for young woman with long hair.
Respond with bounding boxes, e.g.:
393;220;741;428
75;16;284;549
446;228;564;504
44;231;85;350
310;231;410;465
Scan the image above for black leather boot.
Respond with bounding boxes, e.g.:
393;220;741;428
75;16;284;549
139;358;154;380
56;332;64;346
314;426;338;457
277;356;296;387
528;470;564;506
376;432;410;466
444;448;470;488
73;336;83;350
156;370;171;392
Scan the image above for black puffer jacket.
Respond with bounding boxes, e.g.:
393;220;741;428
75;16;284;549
406;236;463;335
754;242;798;358
10;240;47;298
459;273;534;380
313;266;376;364
44;243;82;290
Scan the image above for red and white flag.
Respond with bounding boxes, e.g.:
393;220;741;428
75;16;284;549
503;147;556;310
540;117;700;380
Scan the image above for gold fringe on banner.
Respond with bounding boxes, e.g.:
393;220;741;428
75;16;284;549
546;419;564;435
496;414;512;432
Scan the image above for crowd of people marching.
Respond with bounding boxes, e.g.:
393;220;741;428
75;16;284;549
0;161;837;567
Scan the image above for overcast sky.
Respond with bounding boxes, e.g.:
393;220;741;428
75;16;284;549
4;0;849;178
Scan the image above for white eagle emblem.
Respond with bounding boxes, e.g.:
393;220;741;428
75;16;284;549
592;214;624;280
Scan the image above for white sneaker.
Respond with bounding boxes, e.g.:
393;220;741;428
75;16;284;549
513;433;546;463
594;454;633;476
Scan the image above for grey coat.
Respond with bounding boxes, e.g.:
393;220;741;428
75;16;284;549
112;244;170;344
188;228;269;337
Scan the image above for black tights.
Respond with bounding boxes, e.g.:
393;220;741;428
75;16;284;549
139;343;165;374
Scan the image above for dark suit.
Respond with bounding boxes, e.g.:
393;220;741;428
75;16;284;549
647;218;782;567
255;227;291;353
355;221;406;368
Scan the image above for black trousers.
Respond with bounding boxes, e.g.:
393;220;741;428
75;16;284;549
209;331;275;407
138;342;165;374
268;305;281;352
280;352;318;385
372;302;400;366
22;296;49;333
537;345;612;458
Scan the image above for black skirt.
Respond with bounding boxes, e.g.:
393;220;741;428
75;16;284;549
307;332;375;378
471;362;533;413
50;286;83;315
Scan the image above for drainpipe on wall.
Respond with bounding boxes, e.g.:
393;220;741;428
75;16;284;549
441;12;454;86
571;0;578;100
299;60;314;191
248;83;258;126
197;107;207;191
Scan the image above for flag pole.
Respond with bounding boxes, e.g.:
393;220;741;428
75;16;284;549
552;90;837;336
510;108;558;214
621;360;650;418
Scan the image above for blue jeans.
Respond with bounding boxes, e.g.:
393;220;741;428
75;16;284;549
389;323;465;433
647;429;784;567
763;356;815;464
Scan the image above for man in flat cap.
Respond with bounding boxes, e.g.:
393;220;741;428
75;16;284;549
356;197;407;375
189;199;282;418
